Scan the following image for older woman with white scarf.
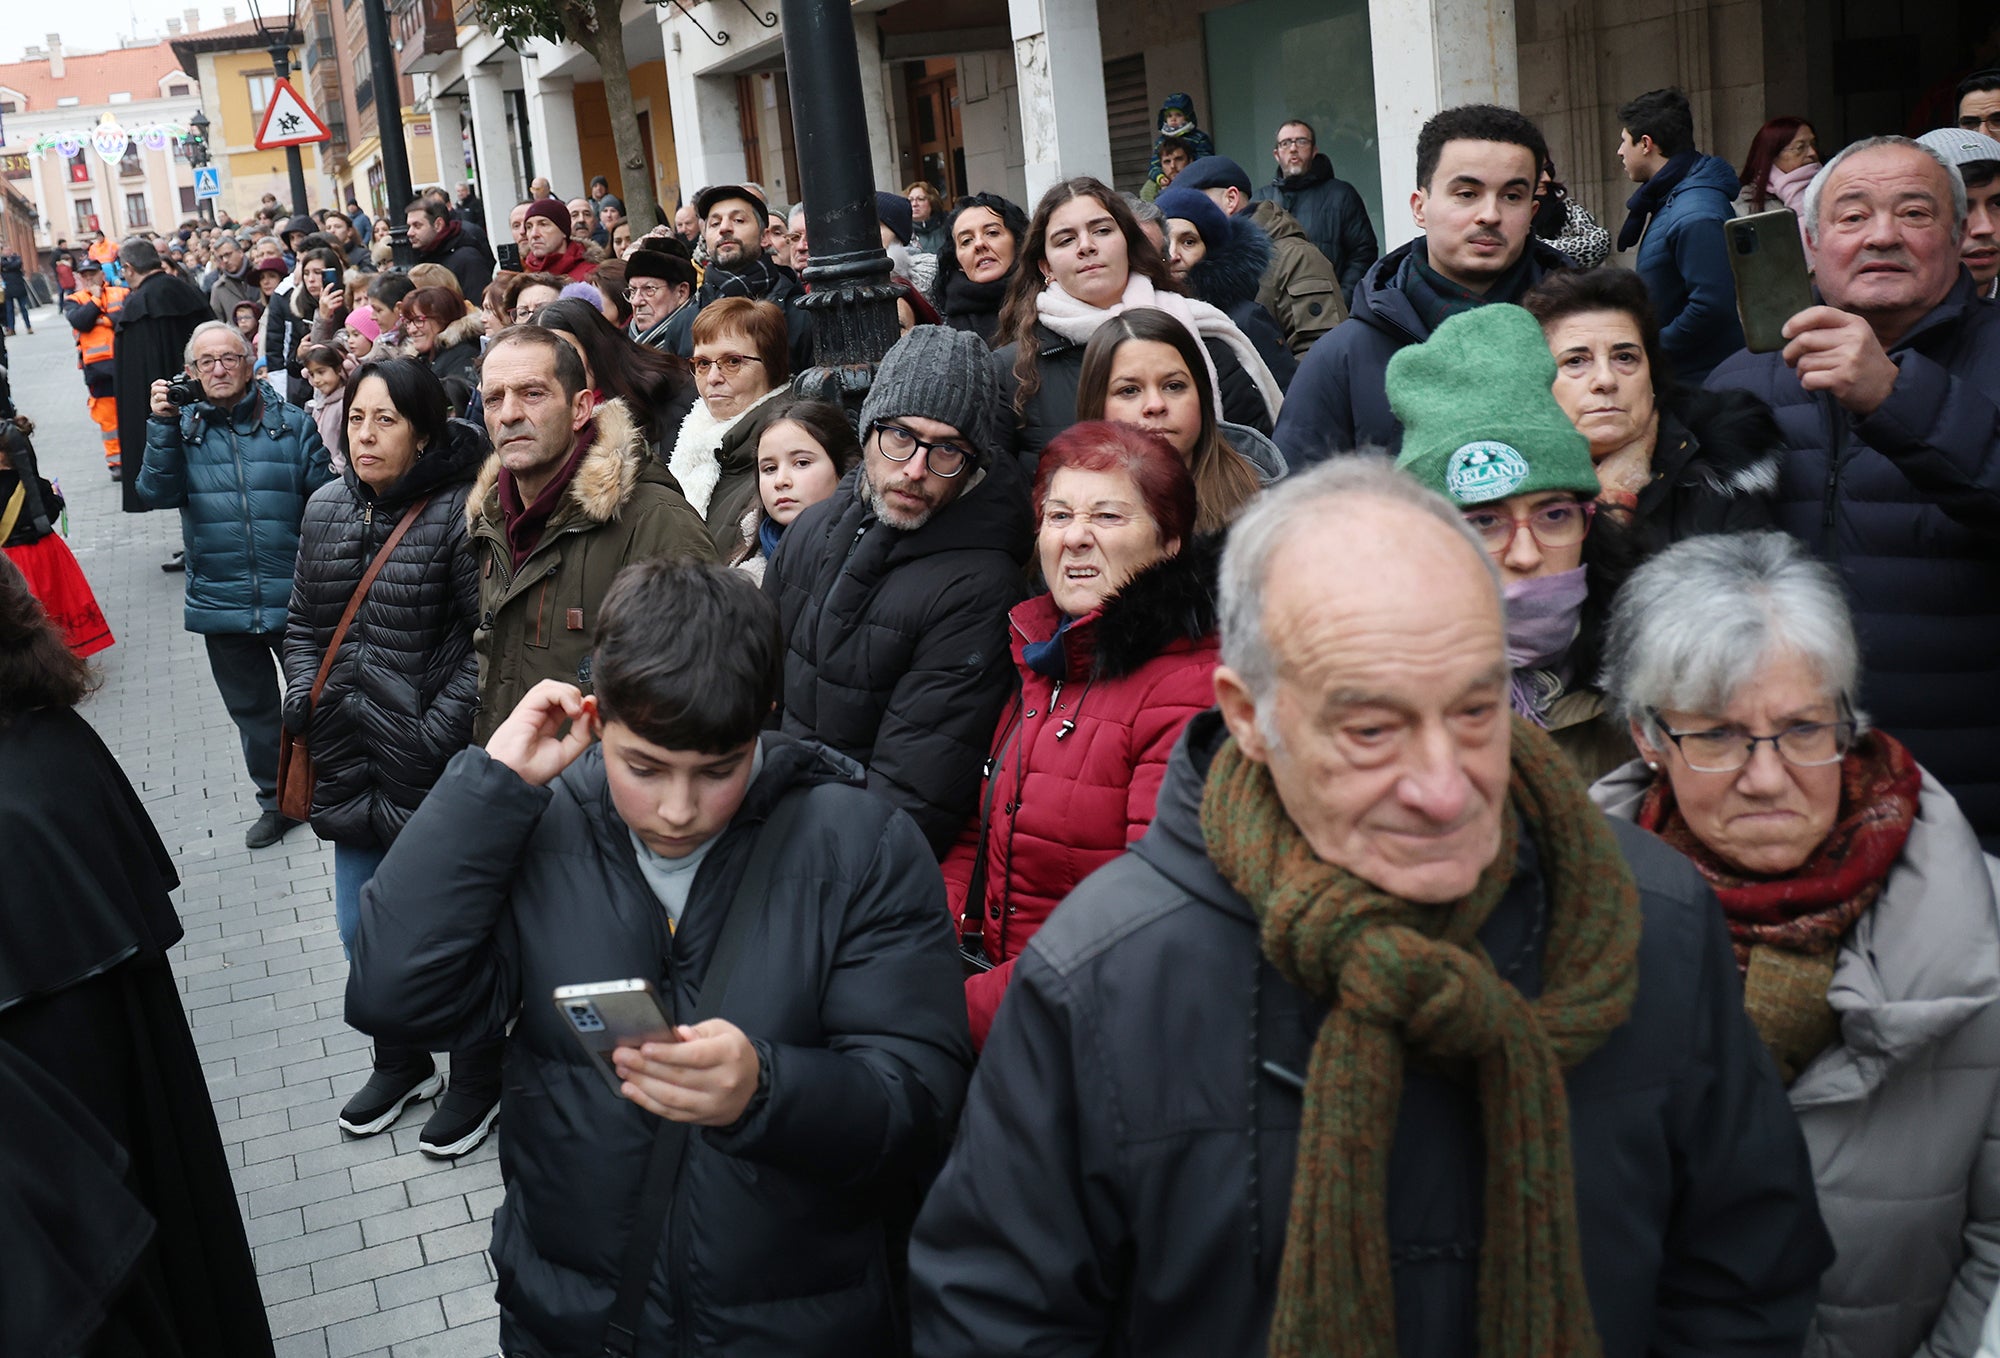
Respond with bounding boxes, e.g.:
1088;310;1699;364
989;176;1282;473
670;296;795;558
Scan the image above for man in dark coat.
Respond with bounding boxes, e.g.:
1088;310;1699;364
659;184;812;369
1;247;32;333
346;559;970;1357
406;196;494;297
1253;118;1380;306
910;459;1832;1357
1275;105;1568;467
112;236;211;515
1708;134;2000;846
766;325;1033;857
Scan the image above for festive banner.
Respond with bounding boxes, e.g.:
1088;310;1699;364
19;112;199;162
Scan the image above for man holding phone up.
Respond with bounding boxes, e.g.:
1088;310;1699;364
344;559;971;1357
1708;134;2000;848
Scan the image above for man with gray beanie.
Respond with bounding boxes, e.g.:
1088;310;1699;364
765;325;1034;856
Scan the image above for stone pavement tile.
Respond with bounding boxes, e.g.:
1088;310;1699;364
261;1263;318;1306
311;1237;426;1293
254;1221;365;1274
303;1182;413;1233
465;1186;505;1220
406;1155;501;1206
239;1037;327;1076
390;1319;502;1358
231;1153;302;1194
325;1298;447;1357
418;1219;493;1266
215;1108;296;1146
274;1331;329;1358
349;1147;462;1194
267;1280;382;1340
247;1166;359;1218
361;1196;472;1249
373;1254;492;1311
240;1078;336;1117
438;1284;501;1329
293;1131;404;1181
247;1206;308;1248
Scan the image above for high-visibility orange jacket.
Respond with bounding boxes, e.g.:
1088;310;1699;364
66;284;128;367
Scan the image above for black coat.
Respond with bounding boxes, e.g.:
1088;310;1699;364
1252;153;1380;306
112;269;211;513
1707;273;2000;842
280;420;486;849
1628;386;1780;550
1273;237;1571;468
765;457;1034;857
992;321;1275;474
1185;212;1297;392
910;712;1832;1357
414;218;495;298
345;735;972;1357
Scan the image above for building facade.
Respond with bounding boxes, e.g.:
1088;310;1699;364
168;18;328;224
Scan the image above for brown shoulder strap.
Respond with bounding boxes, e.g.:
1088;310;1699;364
303;495;433;711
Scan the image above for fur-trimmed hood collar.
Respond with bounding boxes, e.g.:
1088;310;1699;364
467;396;652;531
1655;387;1783;502
1187;213;1275;313
1012;533;1222;681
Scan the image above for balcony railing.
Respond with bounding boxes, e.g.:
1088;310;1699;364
395;0;459;76
355;74;374;111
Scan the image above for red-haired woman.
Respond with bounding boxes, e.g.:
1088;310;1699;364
1737;116;1820;215
943;421;1220;1047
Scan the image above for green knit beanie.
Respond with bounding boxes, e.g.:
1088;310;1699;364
1386;303;1600;506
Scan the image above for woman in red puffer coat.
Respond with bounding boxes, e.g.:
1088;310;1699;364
943;421;1219;1048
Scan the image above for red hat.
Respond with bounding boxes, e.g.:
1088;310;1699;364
523;198;572;236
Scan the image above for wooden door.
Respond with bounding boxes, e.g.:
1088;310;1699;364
905;61;962;200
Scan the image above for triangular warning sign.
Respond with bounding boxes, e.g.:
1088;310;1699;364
254;78;331;149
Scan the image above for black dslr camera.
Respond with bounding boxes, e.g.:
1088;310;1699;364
165;373;204;407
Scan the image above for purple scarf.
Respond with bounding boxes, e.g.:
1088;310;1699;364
1505;567;1588;725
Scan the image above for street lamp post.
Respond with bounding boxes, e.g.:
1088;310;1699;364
779;0;900;408
360;0;415;269
187;109;215;224
247;0;310;216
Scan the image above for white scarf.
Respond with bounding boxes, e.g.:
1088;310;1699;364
1033;275;1283;422
669;385;789;517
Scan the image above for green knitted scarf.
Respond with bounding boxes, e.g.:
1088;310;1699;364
1201;717;1641;1358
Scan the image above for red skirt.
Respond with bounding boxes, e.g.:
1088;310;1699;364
6;533;114;657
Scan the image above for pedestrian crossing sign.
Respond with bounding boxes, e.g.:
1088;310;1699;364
254;78;331;150
193;165;221;200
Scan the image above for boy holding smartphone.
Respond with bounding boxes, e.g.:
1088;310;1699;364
345;559;971;1357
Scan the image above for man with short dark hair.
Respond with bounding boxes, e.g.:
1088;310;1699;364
569;196;606;248
467;326;713;744
1252;117;1378;305
1178;154;1346;357
346;557;971;1356
766;326;1031;856
1614;87;1743;383
656;184;811;364
1708;134;2000;843
406;196;493;296
1274;104;1566;465
1960;68;2000;139
1919;126;2000;300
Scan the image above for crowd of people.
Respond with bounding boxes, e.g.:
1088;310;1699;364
5;63;2000;1358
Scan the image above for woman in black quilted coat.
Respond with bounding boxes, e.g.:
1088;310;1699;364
282;356;497;1156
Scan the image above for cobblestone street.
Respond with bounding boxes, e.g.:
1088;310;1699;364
9;309;503;1358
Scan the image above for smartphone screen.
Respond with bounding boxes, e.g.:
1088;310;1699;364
321;268;340;290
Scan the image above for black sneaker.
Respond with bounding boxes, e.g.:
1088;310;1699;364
338;1057;441;1136
245;810;302;849
160;550;184;572
418;1083;500;1158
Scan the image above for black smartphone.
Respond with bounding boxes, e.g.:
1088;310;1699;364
320;267;340;290
553;980;678;1097
1723;209;1814;354
496;242;522;271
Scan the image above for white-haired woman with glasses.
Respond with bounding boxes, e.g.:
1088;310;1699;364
1593;529;2000;1358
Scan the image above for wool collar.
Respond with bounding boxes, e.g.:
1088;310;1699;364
1617;149;1701;251
498;422;597;570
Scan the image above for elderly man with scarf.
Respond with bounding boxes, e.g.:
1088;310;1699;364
909;456;1832;1357
625;243;699;352
519;198;599;283
655;184;813;369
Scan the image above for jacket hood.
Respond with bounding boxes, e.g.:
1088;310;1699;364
1014;532;1221;681
1221;421;1286;484
467;396;653;531
433;311;486;354
1245;199;1311;246
1350;235;1572;343
1187;213;1275;313
1131;709;1257;922
1592;755;2000;1103
1275;151;1336;191
1157;93;1200;127
349;416;488;510
1673;154;1745;202
119;269;210;323
1657;387;1781;501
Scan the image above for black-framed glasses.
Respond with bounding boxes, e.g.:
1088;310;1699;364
692;354;764;378
1646;707;1857;773
870;421;972;478
1460;499;1595;554
1276;136;1313;150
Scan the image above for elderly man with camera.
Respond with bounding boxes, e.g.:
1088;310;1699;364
139;319;333;849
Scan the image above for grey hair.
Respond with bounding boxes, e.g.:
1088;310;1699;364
1802;134;1968;244
1218;456;1499;737
1119;191;1166;229
184;319;257;365
118;235;162;275
1601;531;1863;734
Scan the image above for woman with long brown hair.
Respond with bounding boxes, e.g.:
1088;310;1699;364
1075;307;1282;535
990;176;1281;471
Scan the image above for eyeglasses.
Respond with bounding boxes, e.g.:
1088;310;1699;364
1276;136;1313;150
1961;114;2000;136
1646;708;1857;773
871;421;972;478
510;305;539;322
1460;499;1595;554
194;354;248;371
692;354;764;378
624;284;671;302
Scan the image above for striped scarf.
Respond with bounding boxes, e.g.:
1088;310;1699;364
1201;717;1640;1358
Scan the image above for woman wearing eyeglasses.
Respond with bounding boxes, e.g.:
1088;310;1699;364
1592;529;2000;1358
673;297;794;557
1388;303;1642;780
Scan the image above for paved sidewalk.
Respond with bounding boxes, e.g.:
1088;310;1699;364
8;312;502;1358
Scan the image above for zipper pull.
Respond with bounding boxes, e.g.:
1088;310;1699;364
1056;719;1076;740
981;757;995;778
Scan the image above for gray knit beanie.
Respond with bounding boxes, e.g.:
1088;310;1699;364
858;325;1001;465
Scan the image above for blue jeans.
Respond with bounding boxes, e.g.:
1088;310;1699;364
333;842;389;962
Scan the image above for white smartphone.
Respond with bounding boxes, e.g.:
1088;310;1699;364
552;979;678;1097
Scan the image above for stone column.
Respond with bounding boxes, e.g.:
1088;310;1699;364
429;93;465;190
1007;0;1112;206
525;73;585;199
1367;0;1519;250
661;8;750;199
463;61;515;243
852;11;898;192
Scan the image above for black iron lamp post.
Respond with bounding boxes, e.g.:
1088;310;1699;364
187;109;215;223
779;0;901;407
360;0;416;269
246;0;311;216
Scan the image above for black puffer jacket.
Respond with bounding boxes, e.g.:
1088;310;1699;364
345;735;971;1357
1185;212;1297;391
280;419;486;849
1251;152;1381;306
765;456;1034;857
992;321;1275;473
1707;273;2000;841
911;711;1833;1356
1627;386;1780;550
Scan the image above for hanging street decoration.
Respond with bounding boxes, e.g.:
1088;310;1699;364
18;111;204;164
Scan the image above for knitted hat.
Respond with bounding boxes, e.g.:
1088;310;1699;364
858;325;1002;465
1386;304;1599;506
875;191;914;245
1173;155;1254;197
1154;184;1230;249
523;198;571;237
344;307;381;343
1915;126;2000;171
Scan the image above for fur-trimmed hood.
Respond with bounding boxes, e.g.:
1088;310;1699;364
467;395;651;531
1658;386;1782;502
1014;533;1222;682
1186;213;1276;314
